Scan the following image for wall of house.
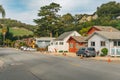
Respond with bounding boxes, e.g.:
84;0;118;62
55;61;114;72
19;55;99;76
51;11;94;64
68;38;77;52
36;40;50;48
64;31;81;42
88;34;110;54
48;41;69;52
48;31;81;52
109;40;120;56
68;38;86;53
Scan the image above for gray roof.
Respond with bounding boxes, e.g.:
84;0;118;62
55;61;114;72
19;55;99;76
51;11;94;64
93;26;119;32
70;36;87;42
87;31;120;40
35;37;56;41
56;31;76;40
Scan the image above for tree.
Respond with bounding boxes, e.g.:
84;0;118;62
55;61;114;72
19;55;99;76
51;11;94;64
34;2;61;37
0;5;5;18
5;26;13;40
61;13;74;24
96;1;120;19
0;5;6;46
2;26;7;46
60;13;75;31
79;26;91;36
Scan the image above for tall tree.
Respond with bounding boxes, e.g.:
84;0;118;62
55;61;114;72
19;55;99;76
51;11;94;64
0;5;5;18
34;2;61;37
60;13;75;31
61;13;74;24
0;5;6;46
96;1;120;19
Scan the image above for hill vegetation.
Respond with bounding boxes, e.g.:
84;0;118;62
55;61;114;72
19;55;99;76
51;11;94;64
0;27;33;37
0;1;119;47
34;1;120;37
0;18;35;46
0;18;36;31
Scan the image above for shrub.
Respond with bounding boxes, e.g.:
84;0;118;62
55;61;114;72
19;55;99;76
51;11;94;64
59;50;63;53
64;51;68;53
101;48;108;56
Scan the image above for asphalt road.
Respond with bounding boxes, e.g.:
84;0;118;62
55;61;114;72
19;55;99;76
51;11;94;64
0;48;120;80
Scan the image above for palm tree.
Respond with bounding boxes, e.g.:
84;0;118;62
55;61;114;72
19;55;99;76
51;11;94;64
0;5;5;18
0;5;6;46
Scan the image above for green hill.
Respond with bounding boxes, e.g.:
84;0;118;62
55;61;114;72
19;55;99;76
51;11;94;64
0;18;36;37
0;18;36;32
0;27;34;37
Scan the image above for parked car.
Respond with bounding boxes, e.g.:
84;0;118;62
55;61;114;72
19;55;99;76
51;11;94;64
27;47;36;51
20;46;36;51
76;47;96;57
20;46;27;50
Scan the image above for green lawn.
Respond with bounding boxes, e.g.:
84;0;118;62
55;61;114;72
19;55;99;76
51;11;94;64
0;27;34;36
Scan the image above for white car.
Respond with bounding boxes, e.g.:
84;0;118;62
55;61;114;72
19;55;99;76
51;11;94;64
20;46;27;50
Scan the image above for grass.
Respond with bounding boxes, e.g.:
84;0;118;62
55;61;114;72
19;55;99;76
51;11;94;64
0;27;34;36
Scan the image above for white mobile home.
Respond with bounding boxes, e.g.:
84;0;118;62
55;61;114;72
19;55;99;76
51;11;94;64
35;37;55;48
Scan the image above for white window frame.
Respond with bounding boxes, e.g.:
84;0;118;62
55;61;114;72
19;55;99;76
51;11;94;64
101;41;106;46
59;42;64;45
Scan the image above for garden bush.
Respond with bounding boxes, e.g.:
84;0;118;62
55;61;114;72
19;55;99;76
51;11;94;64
59;50;63;53
100;48;108;56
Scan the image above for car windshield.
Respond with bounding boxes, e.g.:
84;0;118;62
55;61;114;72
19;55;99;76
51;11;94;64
79;48;85;51
87;48;95;51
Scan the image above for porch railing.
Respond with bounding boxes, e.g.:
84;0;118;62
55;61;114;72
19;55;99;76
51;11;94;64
110;47;120;56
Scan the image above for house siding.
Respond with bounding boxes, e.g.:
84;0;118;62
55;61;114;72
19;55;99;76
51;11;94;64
88;34;110;54
35;37;55;48
48;31;81;52
68;38;86;53
64;31;81;42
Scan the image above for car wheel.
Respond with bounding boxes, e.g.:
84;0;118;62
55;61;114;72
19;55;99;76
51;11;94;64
76;54;79;56
93;55;96;57
83;54;87;57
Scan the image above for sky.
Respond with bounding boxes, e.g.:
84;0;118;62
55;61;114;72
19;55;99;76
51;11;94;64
0;0;120;25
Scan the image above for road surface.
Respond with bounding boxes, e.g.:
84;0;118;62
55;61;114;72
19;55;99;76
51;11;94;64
0;48;120;80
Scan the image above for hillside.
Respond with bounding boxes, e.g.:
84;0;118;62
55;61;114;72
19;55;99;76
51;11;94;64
0;27;34;37
0;18;36;31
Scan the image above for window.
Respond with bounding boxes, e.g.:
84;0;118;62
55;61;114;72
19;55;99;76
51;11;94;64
88;48;95;51
51;42;53;45
101;41;106;46
114;41;117;46
81;48;85;51
59;42;64;45
56;42;58;45
118;41;120;46
91;42;95;46
113;41;120;46
70;43;73;48
76;43;79;49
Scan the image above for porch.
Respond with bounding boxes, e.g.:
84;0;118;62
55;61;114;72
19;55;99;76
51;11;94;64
110;47;120;56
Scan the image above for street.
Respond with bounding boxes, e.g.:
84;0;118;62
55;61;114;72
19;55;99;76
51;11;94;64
0;48;120;80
